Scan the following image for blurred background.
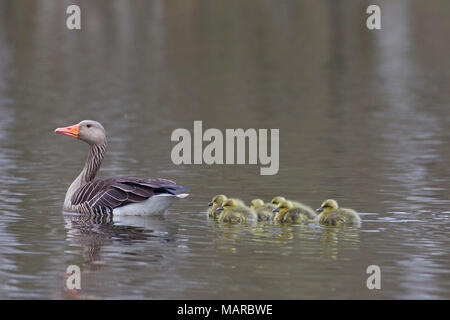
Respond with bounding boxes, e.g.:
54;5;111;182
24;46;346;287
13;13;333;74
0;0;449;299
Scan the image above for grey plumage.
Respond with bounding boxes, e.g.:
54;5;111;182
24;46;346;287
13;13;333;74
56;120;187;215
70;177;183;214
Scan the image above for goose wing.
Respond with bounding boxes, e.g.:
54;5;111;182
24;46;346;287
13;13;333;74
71;177;187;211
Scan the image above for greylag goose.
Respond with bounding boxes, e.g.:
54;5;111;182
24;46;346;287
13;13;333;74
55;120;188;216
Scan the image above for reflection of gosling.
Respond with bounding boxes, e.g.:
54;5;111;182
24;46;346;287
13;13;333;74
251;199;276;221
218;199;257;223
271;196;316;218
316;199;361;226
273;200;317;223
207;195;228;218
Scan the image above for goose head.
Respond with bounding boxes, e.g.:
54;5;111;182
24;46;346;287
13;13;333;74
316;199;338;214
55;120;106;146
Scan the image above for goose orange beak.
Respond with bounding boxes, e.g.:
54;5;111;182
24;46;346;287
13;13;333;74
55;124;80;138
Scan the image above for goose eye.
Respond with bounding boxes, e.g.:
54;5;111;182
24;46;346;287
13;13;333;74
87;124;92;128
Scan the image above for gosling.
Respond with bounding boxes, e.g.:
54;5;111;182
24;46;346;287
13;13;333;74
218;199;258;223
207;195;228;218
271;196;316;218
250;199;277;221
273;200;317;223
316;199;361;226
271;196;287;207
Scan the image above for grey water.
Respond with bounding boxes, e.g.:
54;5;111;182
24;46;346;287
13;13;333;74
0;0;449;299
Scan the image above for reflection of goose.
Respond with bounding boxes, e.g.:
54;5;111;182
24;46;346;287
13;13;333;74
112;214;173;232
316;199;361;226
63;214;174;279
55;120;188;216
62;212;180;299
64;214;155;242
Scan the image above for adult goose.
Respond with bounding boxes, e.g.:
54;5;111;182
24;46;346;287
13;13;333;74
55;120;188;216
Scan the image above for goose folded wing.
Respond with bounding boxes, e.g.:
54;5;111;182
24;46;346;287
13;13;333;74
71;177;187;210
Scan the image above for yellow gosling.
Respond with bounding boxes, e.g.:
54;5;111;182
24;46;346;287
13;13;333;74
271;196;316;218
273;200;317;223
218;199;257;223
316;199;361;226
207;194;228;219
251;199;277;221
271;196;286;207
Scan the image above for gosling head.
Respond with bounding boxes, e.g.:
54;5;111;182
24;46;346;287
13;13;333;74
316;199;339;214
273;200;293;214
208;195;227;208
271;196;286;207
218;199;239;211
251;199;265;210
55;120;106;146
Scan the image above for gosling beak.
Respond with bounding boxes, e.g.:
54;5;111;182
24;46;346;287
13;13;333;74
208;202;214;206
217;206;224;211
55;124;80;138
316;207;324;213
273;207;279;213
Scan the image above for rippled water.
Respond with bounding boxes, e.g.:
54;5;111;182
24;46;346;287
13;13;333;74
0;0;449;299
